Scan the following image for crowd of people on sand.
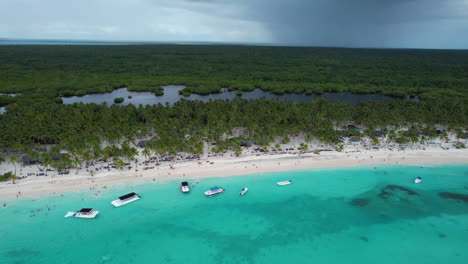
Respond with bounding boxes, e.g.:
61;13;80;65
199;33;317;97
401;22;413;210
0;132;466;191
0;137;465;217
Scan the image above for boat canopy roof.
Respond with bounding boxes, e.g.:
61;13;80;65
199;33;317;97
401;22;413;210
209;186;221;191
181;182;189;186
119;192;137;200
79;208;93;212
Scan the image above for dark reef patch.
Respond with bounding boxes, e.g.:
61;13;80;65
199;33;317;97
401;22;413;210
359;236;369;242
439;192;468;203
378;185;419;201
5;248;40;258
350;198;370;207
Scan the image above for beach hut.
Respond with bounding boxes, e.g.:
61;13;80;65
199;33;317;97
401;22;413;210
20;156;41;166
50;153;68;160
137;140;150;148
239;140;252;147
372;130;385;137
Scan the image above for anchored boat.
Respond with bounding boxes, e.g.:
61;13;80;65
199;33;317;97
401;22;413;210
180;181;190;193
277;180;292;186
414;177;423;183
239;188;248;196
205;186;224;197
111;192;141;207
64;208;99;219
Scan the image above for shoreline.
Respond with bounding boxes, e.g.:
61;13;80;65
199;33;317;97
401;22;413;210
1;149;467;199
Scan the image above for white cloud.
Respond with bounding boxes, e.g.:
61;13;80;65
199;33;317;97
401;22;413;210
0;0;272;42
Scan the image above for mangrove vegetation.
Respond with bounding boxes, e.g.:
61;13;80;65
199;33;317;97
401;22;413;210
0;45;466;169
0;45;467;103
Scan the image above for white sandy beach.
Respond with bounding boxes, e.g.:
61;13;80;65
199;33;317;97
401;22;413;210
1;146;467;199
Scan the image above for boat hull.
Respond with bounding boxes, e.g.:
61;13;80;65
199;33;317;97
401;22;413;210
111;196;140;207
239;188;248;195
205;190;224;197
74;210;99;219
277;180;292;186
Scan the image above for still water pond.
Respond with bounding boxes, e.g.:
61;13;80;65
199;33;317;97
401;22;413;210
0;93;19;97
63;85;415;106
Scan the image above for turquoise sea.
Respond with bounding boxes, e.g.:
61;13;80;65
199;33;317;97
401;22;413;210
1;165;468;264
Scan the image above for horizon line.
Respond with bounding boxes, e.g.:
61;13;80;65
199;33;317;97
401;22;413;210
1;37;468;51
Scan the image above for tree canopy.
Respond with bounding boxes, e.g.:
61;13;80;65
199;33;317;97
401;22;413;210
0;45;467;103
0;45;466;167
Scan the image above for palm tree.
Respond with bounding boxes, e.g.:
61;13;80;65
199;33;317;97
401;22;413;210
298;143;308;153
113;157;126;169
275;143;281;151
133;157;139;171
234;145;242;157
9;155;19;175
40;153;53;173
142;148;151;162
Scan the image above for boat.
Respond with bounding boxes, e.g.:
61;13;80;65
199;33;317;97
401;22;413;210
414;177;423;184
180;181;190;193
205;186;224;197
64;208;99;219
111;192;141;207
239;188;248;196
277;180;292;186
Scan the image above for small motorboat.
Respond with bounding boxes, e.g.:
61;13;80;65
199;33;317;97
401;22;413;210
180;181;190;193
205;186;224;197
277;180;292;186
64;208;99;219
111;192;141;207
239;188;248;196
414;177;423;184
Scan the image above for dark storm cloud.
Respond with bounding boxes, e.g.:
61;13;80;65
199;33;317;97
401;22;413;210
0;0;467;48
241;0;468;48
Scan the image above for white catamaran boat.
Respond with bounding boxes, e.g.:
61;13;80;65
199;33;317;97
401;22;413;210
205;186;224;197
277;180;292;186
64;208;99;219
111;192;141;207
180;181;190;193
239;188;248;196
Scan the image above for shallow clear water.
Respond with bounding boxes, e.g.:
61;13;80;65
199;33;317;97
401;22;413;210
62;86;414;106
1;165;467;264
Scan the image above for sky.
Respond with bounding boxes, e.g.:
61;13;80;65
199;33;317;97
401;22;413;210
1;0;467;49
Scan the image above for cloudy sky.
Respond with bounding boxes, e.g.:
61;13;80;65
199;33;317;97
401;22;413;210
1;0;467;48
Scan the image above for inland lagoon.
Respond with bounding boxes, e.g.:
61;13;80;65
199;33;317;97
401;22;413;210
62;86;416;106
1;165;467;264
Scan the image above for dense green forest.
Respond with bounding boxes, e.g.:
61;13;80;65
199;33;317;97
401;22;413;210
0;45;466;170
0;98;466;170
0;45;467;103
